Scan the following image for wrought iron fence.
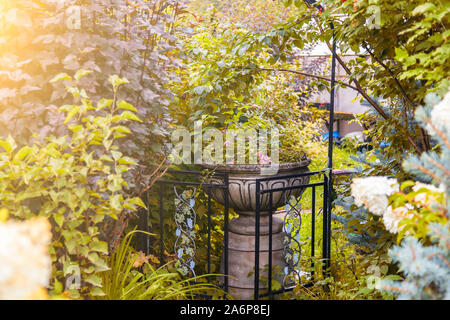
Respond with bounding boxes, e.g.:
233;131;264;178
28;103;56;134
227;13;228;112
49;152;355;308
253;169;330;299
137;168;331;300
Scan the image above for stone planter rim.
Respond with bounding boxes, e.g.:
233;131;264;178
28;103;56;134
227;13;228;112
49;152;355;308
200;158;311;174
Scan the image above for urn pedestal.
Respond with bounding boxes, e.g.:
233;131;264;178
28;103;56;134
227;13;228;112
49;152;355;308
203;160;311;299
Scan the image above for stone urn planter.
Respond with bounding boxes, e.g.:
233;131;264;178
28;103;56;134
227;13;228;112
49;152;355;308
202;158;311;299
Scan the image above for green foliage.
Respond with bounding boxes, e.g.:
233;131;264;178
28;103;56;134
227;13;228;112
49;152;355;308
0;0;187;192
205;0;302;33
177;0;450;167
171;25;264;129
95;229;223;300
0;0;447;301
293;207;397;300
294;273;397;300
333;0;449;156
261;0;450;158
390;182;446;241
329;0;450;99
333;91;449;300
171;16;328;163
0;72;145;298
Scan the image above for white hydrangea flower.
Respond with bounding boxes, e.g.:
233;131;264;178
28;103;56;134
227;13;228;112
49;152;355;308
383;205;413;234
412;182;445;206
0;217;52;300
427;90;450;135
351;176;399;216
413;182;445;193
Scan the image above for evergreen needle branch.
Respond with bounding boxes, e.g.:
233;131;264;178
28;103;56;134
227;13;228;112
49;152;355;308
422;117;450;151
425;154;450;177
410;163;444;184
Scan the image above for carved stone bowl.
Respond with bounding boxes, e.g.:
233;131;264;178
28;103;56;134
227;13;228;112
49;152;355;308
202;159;311;215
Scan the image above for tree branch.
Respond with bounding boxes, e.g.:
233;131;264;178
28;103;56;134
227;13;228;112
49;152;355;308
258;67;360;92
362;42;431;152
309;13;423;153
362;42;416;108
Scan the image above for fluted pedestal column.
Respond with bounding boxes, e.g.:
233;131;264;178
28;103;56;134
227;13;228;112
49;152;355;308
222;212;287;299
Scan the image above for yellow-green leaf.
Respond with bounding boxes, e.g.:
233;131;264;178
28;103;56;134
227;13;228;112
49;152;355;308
50;73;72;83
54;213;64;227
13;146;33;162
97;98;113;111
74;69;92;81
0;136;17;153
90;240;108;254
117;100;138;112
64;105;81;124
119;111;142;122
85;274;102;287
109;75;129;89
129;197;147;209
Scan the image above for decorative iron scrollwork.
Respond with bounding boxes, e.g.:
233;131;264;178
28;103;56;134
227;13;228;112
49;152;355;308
282;194;303;288
173;187;197;276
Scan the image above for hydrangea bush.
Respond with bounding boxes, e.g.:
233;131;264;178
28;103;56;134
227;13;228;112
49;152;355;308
350;91;449;299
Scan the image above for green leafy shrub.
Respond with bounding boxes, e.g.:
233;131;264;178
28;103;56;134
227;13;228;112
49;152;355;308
170;22;327;164
0;72;145;298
